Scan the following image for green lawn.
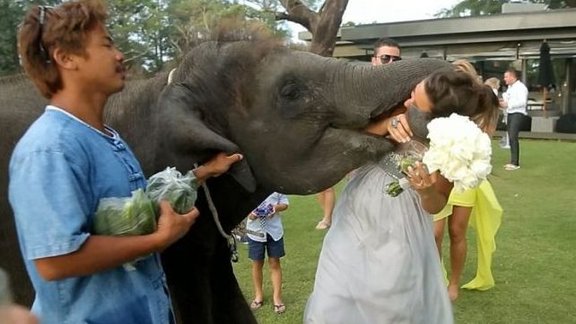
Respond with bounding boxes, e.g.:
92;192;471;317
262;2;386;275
232;139;576;324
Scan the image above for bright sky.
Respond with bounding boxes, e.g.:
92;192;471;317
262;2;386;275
288;0;462;41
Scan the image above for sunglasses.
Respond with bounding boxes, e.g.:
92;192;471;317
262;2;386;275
38;5;54;64
376;54;402;64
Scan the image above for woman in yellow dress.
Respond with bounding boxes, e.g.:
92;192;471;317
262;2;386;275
434;180;503;301
433;78;503;301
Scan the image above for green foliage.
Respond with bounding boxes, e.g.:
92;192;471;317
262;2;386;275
0;0;296;77
106;0;196;75
0;0;23;76
234;139;576;324
435;0;510;17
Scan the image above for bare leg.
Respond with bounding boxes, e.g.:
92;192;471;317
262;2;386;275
316;187;335;230
434;217;447;256
268;257;284;311
447;206;472;301
251;260;264;303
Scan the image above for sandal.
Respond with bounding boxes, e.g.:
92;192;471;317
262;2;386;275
315;220;330;230
250;300;263;310
274;304;286;314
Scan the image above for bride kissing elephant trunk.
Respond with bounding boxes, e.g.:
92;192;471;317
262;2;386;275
0;38;451;323
153;41;452;195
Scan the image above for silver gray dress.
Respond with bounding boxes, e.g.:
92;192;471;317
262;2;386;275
304;161;453;324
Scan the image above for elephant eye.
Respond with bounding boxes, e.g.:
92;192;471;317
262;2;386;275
279;82;303;101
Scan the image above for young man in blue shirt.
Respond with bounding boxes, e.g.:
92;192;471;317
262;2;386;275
10;1;242;323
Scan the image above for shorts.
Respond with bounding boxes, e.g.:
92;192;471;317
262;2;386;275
248;234;285;261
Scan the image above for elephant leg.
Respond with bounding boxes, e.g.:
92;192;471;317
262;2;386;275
211;254;256;324
161;229;256;324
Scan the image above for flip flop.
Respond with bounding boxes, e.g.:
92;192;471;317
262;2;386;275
274;304;286;314
315;220;330;230
250;300;263;310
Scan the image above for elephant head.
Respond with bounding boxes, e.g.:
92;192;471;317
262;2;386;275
153;40;451;194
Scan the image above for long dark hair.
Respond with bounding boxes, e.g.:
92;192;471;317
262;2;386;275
424;69;499;131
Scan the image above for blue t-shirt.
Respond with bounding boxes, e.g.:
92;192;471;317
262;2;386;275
9;106;172;324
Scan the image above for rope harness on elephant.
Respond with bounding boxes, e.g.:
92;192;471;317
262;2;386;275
198;170;239;263
168;70;239;263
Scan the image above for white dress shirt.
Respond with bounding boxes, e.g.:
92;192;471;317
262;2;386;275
503;80;528;115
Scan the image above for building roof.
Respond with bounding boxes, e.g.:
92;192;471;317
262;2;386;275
298;8;576;61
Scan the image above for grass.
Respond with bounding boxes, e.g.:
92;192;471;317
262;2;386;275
232;139;576;324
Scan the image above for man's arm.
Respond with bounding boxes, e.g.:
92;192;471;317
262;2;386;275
192;153;243;183
35;201;196;281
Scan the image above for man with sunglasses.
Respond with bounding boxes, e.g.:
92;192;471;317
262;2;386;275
371;37;402;66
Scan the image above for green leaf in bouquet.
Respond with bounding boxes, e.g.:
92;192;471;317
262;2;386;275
399;157;418;174
385;181;404;197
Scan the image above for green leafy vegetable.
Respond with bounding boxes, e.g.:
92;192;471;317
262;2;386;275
93;189;156;236
146;168;198;214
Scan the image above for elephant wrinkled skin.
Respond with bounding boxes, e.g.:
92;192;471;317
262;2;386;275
0;40;450;323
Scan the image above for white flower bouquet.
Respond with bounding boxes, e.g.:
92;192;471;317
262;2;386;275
383;113;492;196
423;113;492;193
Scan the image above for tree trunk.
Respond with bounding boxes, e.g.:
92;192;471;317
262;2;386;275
278;0;349;57
309;0;348;57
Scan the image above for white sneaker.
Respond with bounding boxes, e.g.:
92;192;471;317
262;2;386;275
504;164;520;171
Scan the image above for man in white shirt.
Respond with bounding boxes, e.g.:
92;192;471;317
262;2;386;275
500;68;528;170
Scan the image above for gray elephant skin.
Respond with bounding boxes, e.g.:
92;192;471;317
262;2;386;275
0;39;450;323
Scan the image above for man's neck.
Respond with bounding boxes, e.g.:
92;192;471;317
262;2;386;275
50;91;108;132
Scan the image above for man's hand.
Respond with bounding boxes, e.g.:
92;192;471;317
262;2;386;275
153;200;199;251
194;153;243;182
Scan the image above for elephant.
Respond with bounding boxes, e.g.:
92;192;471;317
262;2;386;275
0;38;451;323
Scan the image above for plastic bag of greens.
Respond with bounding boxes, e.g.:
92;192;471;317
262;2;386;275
93;189;156;236
146;167;198;214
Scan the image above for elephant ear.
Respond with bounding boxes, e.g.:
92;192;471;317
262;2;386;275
155;82;257;192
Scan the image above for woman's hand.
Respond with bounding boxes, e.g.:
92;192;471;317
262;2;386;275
387;114;413;143
406;162;452;214
406;162;435;193
364;114;412;143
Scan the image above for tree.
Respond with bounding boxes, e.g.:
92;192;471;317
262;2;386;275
273;0;349;57
0;0;350;75
0;0;24;76
166;0;295;57
107;0;174;75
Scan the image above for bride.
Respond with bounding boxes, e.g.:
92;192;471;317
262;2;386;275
304;68;499;324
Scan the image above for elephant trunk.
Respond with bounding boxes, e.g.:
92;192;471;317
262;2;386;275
330;58;453;128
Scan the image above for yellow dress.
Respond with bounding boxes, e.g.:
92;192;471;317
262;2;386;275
434;180;503;290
